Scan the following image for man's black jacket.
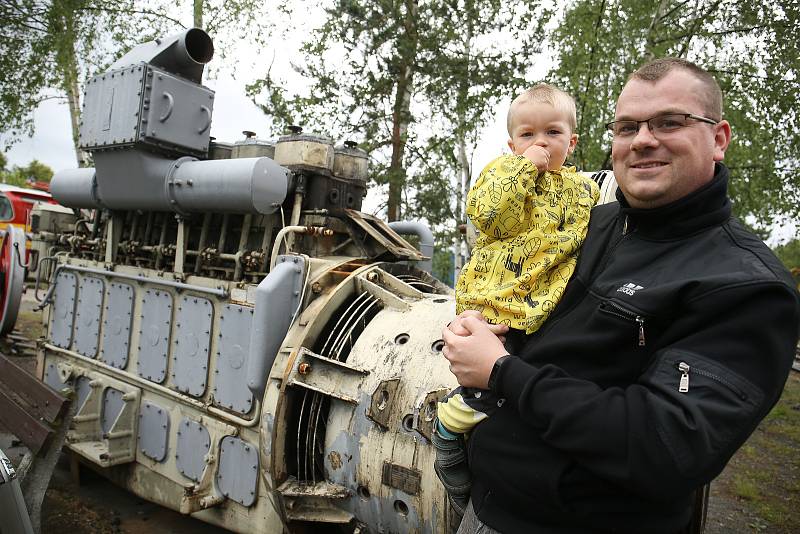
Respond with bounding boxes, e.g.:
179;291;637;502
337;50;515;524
469;164;800;533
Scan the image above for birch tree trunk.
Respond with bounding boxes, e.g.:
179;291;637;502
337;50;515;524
57;8;89;168
387;0;418;222
455;133;470;275
194;0;203;28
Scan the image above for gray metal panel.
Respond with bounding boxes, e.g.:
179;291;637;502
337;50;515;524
140;66;213;155
75;376;92;411
171;296;212;396
50;271;77;349
79;66;145;149
137;289;172;383
73;276;104;358
247;255;305;398
175;418;210;482
44;362;68;392
214;304;254;414
101;388;125;435
101;282;134;369
217;436;258;507
138;402;169;462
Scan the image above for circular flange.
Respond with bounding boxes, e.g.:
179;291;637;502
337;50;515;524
0;226;26;335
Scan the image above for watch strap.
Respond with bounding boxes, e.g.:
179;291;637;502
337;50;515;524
488;354;512;393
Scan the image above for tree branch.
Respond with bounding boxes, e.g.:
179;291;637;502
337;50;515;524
653;23;774;45
75;6;186;28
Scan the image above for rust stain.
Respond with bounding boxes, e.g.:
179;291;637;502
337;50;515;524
328;450;342;470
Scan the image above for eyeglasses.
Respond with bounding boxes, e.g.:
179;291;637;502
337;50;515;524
605;113;719;138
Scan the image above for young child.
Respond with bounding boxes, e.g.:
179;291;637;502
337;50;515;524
434;83;600;514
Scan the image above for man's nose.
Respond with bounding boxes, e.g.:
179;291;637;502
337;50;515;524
630;122;659;150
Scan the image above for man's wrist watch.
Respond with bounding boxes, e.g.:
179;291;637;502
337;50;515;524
488;354;512;393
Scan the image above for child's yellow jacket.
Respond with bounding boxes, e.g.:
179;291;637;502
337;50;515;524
456;155;599;333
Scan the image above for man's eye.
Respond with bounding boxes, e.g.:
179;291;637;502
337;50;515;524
654;117;684;130
616;123;638;135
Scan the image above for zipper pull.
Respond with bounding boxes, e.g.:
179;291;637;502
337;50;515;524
678;362;690;393
636;316;645;346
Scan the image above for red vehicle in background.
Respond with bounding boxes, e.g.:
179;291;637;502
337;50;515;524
0;182;58;334
0;182;56;237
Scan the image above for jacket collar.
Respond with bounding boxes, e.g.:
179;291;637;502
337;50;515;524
615;162;732;239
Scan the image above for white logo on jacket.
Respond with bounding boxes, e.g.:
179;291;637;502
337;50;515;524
616;282;644;295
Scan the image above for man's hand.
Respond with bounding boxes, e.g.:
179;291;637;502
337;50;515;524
522;144;550;174
443;313;509;389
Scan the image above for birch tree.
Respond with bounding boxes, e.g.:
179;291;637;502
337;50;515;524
412;0;549;279
547;0;800;229
249;0;550;225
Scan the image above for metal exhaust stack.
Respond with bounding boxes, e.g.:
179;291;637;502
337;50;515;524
50;28;287;215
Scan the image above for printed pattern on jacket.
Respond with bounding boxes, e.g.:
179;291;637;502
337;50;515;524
456;154;599;334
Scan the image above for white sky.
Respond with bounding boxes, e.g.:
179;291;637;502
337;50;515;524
3;7;796;245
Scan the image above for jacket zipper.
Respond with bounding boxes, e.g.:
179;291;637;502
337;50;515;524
676;361;748;400
599;301;646;347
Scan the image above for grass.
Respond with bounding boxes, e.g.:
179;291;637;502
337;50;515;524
731;475;759;501
714;372;800;533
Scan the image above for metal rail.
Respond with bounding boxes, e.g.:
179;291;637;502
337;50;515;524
36;263;229;311
43;343;260;428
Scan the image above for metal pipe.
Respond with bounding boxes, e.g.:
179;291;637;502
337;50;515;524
175;216;186;274
108;28;214;85
143;212;154;244
234;214;252;280
46;264;228;299
259;214;275;272
194;213;211;274
388;220;435;274
51;156;289;216
286;191;304;252
217;214;229;252
270;226;333;270
91;211;101;239
155;214;168;270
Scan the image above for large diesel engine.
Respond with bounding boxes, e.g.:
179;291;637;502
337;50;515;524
34;28;460;533
28;29;617;533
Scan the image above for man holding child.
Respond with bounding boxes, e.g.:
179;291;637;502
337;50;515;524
441;58;800;533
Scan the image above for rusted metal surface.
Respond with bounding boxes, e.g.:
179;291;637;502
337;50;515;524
0;353;67;424
0;389;52;455
368;378;402;429
382;461;422;495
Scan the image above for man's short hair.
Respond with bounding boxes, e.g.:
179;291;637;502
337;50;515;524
629;58;723;121
507;83;578;135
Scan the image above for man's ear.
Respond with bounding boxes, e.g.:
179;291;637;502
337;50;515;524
713;120;732;161
507;138;516;153
567;133;578;156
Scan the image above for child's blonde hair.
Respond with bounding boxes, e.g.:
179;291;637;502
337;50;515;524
507;83;578;134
